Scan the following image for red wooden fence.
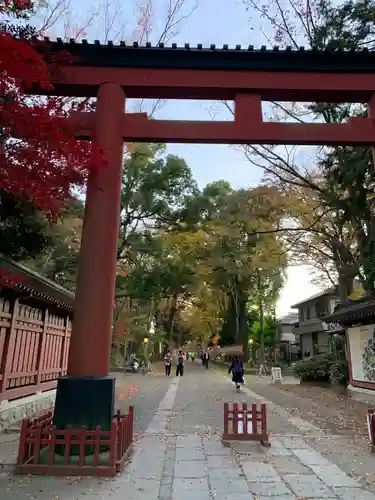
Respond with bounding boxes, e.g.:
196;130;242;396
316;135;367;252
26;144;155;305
0;298;71;402
16;407;134;476
223;402;270;446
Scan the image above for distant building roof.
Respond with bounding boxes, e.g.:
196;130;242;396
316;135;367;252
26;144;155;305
291;287;337;309
278;312;298;325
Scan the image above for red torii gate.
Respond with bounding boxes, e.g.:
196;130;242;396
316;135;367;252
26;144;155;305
35;39;375;429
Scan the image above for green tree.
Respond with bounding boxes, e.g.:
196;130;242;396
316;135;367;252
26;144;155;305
0;189;85;288
0;190;52;261
118;144;198;260
21;197;85;288
204;186;287;353
249;310;277;347
115;175;287;355
243;0;375;302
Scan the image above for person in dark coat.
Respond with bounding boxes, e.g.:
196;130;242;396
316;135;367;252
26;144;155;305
202;351;209;369
228;356;244;390
176;350;184;376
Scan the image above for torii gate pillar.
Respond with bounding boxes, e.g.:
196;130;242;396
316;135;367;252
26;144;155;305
53;83;125;433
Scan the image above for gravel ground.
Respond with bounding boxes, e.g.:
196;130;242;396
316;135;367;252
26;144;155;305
114;369;172;440
244;378;369;436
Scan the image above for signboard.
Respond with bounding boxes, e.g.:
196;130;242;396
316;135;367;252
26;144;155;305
324;322;343;332
348;324;375;383
271;367;283;384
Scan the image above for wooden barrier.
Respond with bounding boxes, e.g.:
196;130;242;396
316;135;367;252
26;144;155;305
16;407;134;476
223;402;270;447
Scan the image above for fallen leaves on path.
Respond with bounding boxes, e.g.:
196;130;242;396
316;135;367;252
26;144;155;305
116;384;140;404
275;383;369;437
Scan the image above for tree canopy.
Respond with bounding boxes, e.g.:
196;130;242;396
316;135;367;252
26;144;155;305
114;145;287;351
242;0;375;303
1;0;103;215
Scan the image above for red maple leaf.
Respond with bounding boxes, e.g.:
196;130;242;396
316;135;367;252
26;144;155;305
0;2;105;216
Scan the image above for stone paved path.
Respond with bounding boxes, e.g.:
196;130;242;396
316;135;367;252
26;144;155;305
1;363;375;499
241;374;375;492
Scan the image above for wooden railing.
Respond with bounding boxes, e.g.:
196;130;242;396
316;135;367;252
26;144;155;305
0;298;71;402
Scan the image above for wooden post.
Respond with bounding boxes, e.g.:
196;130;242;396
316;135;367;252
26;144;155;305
60;318;70;375
233;403;239;437
36;309;49;386
252;403;258;435
0;299;19;398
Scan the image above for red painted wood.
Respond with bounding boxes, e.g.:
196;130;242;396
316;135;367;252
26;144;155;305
53;66;375;102
33;425;42;464
0;300;19;394
0;380;58;402
1;302;72;401
243;403;248;435
93;427;101;466
222;402;269;445
370;412;375;451
17;419;27;465
64;427;72;465
233;403;239;437
261;404;268;436
350;379;375;390
36;311;48;385
49;426;56;465
67;83;125;378
79;427;86;466
223;402;229;437
69;110;375;146
252;404;258;435
109;421;116;466
16;408;134;476
60;321;70;375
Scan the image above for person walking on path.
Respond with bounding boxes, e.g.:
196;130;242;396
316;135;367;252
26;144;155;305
164;351;172;376
228;355;244;390
176;350;184;376
202;350;209;369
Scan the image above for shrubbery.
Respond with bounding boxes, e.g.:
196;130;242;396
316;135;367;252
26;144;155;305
329;358;349;386
294;353;348;386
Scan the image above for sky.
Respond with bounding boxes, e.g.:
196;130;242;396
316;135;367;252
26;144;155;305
33;0;322;316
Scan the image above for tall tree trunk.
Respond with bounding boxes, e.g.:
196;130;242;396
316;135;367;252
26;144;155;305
331;239;354;304
238;291;249;360
166;294;178;343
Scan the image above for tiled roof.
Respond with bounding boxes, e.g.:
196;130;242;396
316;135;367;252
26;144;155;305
45;38;374;53
325;298;375;326
0;254;75;310
32;38;375;72
278;312;299;325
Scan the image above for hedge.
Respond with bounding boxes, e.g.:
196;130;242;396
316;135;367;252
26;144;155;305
294;353;348;386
